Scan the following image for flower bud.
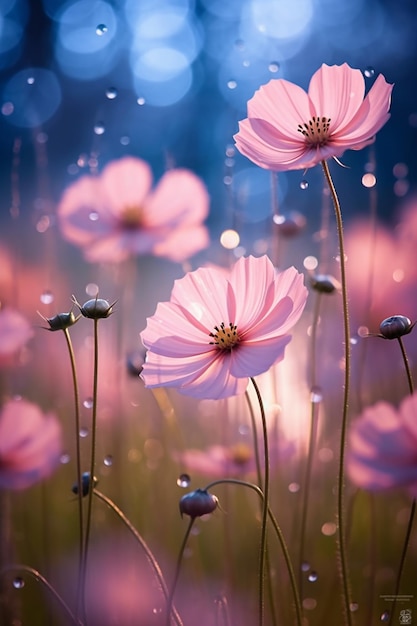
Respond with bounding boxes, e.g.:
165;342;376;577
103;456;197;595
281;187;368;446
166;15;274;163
40;311;79;331
310;274;340;294
72;296;115;319
72;472;98;497
126;350;145;377
179;488;218;519
379;315;414;340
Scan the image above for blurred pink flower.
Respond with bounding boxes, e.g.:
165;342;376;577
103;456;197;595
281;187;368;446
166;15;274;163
140;255;308;399
347;393;417;496
0;307;33;361
0;398;62;490
57;156;210;263
234;63;393;171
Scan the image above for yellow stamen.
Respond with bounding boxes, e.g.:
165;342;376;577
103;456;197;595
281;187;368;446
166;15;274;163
120;205;142;229
209;322;240;350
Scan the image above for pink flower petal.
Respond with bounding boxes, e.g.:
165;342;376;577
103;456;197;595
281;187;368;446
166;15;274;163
152;225;210;262
0;308;33;356
100;157;153;218
230;336;291;378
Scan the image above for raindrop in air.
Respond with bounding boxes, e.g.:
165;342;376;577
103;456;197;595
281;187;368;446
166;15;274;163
177;473;191;488
301;561;310;572
83;398;94;409
380;612;390;622
103;455;113;467
13;577;25;589
310;386;323;404
364;66;375;78
308;571;318;582
79;427;89;438
96;24;108;35
27;76;35;85
136;97;146;105
227;80;237;90
40;290;54;304
60;453;71;464
288;482;300;493
268;61;280;73
89;211;99;221
105;87;117;100
93;122;105;135
300;180;309;190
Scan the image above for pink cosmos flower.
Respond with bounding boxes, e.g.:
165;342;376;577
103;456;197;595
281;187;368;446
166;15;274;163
234;63;393;171
346;393;417;496
0;398;62;490
57;156;210;263
0;307;33;360
140;255;308;399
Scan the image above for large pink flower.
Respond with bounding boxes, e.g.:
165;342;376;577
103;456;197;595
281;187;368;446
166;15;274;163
234;63;393;171
347;393;417;496
140;255;308;399
0;398;62;490
57;156;210;263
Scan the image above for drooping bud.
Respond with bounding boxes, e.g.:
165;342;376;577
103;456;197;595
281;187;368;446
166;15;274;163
72;295;115;319
39;310;80;331
379;315;414;340
310;274;340;294
71;472;98;497
179;488;218;519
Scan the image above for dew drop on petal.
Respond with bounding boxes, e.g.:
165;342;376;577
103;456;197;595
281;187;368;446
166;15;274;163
93;122;105;135
308;571;318;582
268;61;280;73
79;427;89;438
103;455;113;467
364;66;375;78
310;386;323;404
13;577;25;589
380;612;390;622
40;290;54;304
227;80;237;90
96;24;108;35
300;180;309;190
83;397;94;409
105;87;117;100
177;473;191;488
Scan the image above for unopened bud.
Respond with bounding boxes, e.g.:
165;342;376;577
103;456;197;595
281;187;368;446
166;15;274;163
39;310;79;331
379;315;414;340
310;274;340;294
179;488;218;519
72;296;115;319
71;472;98;497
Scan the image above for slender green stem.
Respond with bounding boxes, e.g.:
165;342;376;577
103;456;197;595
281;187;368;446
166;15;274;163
321;160;352;626
204;478;302;626
80;318;100;623
166;517;195;626
62;328;84;620
250;377;269;626
0;565;82;626
93;489;183;626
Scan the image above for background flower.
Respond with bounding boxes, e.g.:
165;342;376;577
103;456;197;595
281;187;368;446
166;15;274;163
0;398;62;490
57;156;210;263
141;255;307;399
0;307;33;362
234;63;393;171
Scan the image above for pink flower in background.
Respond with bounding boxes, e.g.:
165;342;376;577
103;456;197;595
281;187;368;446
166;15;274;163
234;63;393;171
57;156;210;263
140;255;307;399
0;307;33;359
347;393;417;496
0;398;62;490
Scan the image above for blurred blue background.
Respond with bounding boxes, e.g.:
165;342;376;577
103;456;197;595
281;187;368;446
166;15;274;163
0;0;416;238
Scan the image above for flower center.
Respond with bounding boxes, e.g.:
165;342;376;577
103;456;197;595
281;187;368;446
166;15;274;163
120;205;143;230
209;322;240;350
229;443;252;466
297;116;331;146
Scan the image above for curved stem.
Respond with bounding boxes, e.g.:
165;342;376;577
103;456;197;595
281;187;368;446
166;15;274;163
166;518;195;626
80;318;100;623
321;160;352;626
204;478;302;626
0;565;82;626
93;489;183;626
250;377;269;626
62;328;84;620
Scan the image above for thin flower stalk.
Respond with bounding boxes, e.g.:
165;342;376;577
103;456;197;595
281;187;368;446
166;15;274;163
166;517;195;626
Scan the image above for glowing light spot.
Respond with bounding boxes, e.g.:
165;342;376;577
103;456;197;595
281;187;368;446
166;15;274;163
220;229;240;249
362;173;376;188
303;256;318;271
392;269;404;283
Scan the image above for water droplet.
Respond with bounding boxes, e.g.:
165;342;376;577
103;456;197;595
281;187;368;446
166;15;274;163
380;612;390;622
105;87;117;100
310;386;323;404
152;608;162;615
96;24;108;35
301;561;310;572
227;80;237;90
288;482;300;493
136;96;146;105
79;427;89;438
300;180;309;190
40;290;54;304
177;473;191;488
27;76;35;85
268;61;280;73
308;571;318;582
89;211;99;221
350;603;359;612
120;135;130;145
83;397;94;409
364;66;375;78
103;455;113;467
225;145;235;158
93;122;105;135
13;577;25;589
60;452;71;464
